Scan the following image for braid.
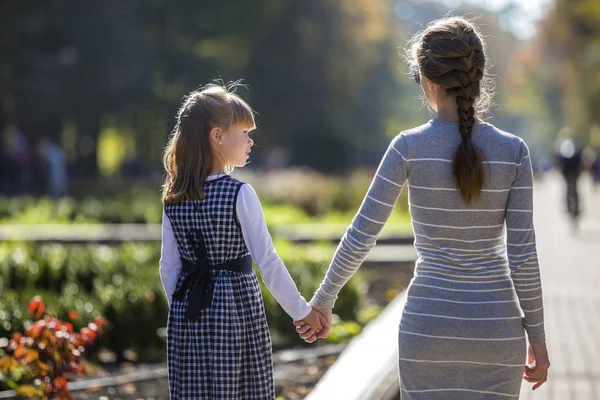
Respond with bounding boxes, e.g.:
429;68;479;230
411;17;488;204
456;93;476;139
453;93;483;203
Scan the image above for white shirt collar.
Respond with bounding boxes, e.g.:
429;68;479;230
206;173;227;181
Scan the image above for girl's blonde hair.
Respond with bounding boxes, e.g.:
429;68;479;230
161;82;256;204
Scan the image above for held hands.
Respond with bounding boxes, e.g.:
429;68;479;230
523;343;550;390
296;307;328;340
293;304;333;343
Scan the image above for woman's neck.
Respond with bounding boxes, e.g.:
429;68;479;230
435;97;480;124
435;97;459;122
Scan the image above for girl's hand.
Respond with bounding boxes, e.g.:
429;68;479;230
294;305;333;343
297;309;328;339
523;343;550;390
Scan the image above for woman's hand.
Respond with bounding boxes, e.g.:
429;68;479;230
293;305;333;343
523;343;550;390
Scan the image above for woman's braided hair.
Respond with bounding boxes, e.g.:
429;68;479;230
406;17;494;204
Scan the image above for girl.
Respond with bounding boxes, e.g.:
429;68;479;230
159;82;326;399
296;16;550;399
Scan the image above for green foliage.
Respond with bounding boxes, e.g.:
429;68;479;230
0;240;368;361
236;168;411;221
0;0;408;175
1;0;580;178
240;168;410;217
0;242;169;364
0;296;107;399
547;0;600;136
327;321;363;344
0;168;412;226
503;0;600;146
261;241;365;345
0;195;162;224
357;304;383;325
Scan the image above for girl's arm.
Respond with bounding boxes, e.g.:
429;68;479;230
311;134;409;309
159;209;182;306
236;184;313;321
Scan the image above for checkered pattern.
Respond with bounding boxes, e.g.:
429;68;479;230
165;176;249;265
165;176;274;399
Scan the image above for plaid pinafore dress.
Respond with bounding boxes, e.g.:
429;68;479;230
165;175;274;399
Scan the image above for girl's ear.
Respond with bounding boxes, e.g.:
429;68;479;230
210;127;223;145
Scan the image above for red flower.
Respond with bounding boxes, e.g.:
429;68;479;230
28;296;45;320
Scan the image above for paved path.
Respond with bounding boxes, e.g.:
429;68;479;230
519;173;600;399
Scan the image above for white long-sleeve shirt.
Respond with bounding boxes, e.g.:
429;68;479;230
159;176;312;321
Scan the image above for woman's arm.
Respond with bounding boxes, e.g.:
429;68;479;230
311;134;409;308
506;140;546;344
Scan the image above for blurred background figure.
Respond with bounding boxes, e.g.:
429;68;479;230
9;130;35;194
591;148;600;190
38;137;67;198
554;127;583;228
586;125;600;191
0;135;17;195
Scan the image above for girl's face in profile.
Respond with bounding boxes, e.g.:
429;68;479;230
220;124;254;168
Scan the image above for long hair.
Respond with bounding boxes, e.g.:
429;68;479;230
406;17;495;204
161;82;256;204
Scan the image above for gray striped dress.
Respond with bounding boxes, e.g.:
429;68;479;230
312;119;545;399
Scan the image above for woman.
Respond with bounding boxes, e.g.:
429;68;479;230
296;16;550;399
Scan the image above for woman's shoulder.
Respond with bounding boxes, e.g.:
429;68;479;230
395;121;433;139
391;120;529;161
479;122;523;142
478;123;530;158
389;121;433;148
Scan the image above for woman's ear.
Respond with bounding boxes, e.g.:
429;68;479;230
210;127;223;145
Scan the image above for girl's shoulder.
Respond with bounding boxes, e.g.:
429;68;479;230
207;174;237;184
163;176;247;211
207;174;245;188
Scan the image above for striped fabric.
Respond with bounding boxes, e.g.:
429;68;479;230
312;118;545;399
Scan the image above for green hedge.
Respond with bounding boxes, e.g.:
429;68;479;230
0;241;365;362
259;241;365;342
0;169;410;225
0;242;168;362
0;195;162;224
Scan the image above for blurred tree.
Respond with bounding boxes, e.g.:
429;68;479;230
1;0;569;182
396;2;539;140
536;0;600;141
245;0;401;170
502;26;563;151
